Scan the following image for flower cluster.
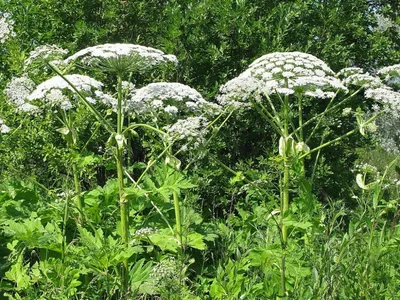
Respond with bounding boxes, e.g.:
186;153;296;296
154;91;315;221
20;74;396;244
0;13;16;44
377;64;400;89
218;51;347;109
340;64;400;154
63;43;178;69
132;227;158;237
149;257;180;288
164;116;209;151
4;76;38;113
24;44;68;69
127;82;220;117
375;14;400;36
336;67;364;78
27;74;103;110
342;73;383;89
0;119;10;134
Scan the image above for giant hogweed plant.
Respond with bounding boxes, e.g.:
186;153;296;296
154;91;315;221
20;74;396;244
1;42;220;298
43;43;220;296
217;51;383;297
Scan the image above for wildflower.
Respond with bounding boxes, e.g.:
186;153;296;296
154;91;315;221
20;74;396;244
0;119;10;134
218;51;348;108
127;82;220;116
133;227;158;237
336;67;364;78
364;87;400;105
342;73;383;89
63;43;178;73
0;13;16;44
378;64;400;78
165;116;209;151
27;74;103;110
4;76;38;113
24;44;68;69
150;257;181;289
342;107;352;116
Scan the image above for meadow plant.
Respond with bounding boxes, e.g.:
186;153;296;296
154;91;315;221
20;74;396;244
47;42;219;295
218;51;378;296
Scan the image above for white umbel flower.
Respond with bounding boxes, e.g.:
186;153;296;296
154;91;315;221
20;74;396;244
4;76;35;107
378;64;400;78
4;76;39;113
0;13;15;44
27;74;103;110
342;74;383;89
0;119;10;134
24;44;68;69
63;43;178;68
165;116;209;151
128;82;220;116
218;51;348;108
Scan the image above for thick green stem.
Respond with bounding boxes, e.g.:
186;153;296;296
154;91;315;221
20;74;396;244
280;91;290;297
72;163;84;223
116;74;129;294
173;190;183;258
298;96;305;176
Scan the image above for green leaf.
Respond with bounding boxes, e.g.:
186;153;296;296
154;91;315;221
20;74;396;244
186;232;206;250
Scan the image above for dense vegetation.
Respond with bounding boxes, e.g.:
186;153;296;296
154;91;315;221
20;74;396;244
0;1;400;299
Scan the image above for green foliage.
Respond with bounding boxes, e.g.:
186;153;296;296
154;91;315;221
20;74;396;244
1;0;400;299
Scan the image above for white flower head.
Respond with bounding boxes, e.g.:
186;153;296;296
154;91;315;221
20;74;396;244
24;45;68;69
0;119;11;134
336;67;364;78
365;87;400;105
4;76;35;107
128;82;220;116
165;116;209;151
218;51;347;109
342;73;383;89
27;74;103;110
378;64;400;78
0;13;16;44
63;43;178;72
4;76;39;113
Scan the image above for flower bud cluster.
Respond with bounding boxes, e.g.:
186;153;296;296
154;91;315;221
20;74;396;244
132;227;158;237
149;257;179;287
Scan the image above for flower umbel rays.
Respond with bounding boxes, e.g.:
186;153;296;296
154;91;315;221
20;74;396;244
63;43;178;73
